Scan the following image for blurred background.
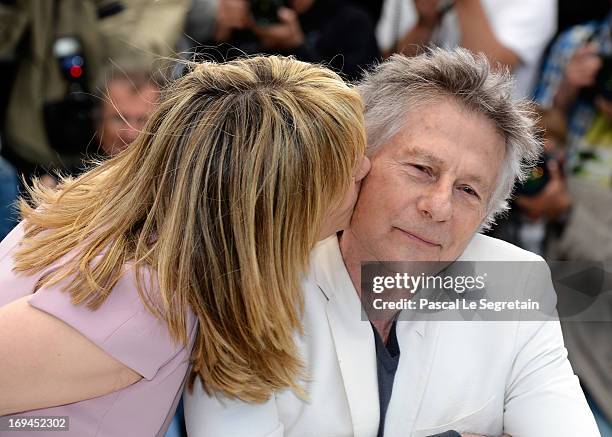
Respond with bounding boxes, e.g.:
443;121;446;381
0;1;610;436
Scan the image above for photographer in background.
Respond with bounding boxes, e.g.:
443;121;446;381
0;0;186;181
531;7;612;436
514;108;572;232
185;0;380;81
95;68;161;157
30;67;162;190
0;0;109;178
534;9;612;261
487;108;571;256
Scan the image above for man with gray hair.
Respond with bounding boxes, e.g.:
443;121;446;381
184;48;600;437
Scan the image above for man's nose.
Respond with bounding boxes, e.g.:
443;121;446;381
417;180;453;222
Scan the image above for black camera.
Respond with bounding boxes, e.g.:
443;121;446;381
43;36;97;155
250;0;286;26
515;154;552;197
595;54;612;100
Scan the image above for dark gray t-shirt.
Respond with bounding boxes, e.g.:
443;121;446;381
371;321;400;437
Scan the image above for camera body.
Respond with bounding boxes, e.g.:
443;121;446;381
43;36;96;156
250;0;286;26
595;54;612;100
515;154;552;197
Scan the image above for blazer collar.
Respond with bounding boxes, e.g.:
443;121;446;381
310;236;427;335
309;235;380;437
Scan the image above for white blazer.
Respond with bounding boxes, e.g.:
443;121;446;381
184;233;600;437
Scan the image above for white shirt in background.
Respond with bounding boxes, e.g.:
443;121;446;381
376;0;557;98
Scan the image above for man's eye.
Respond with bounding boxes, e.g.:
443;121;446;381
460;186;479;198
412;164;431;176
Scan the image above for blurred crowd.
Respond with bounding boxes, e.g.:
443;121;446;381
0;0;610;436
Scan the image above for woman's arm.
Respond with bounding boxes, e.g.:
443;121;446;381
453;0;520;69
0;296;141;415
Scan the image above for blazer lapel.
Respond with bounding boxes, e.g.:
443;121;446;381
325;290;380;437
383;318;441;437
311;236;380;437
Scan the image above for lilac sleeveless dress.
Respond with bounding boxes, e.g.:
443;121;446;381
0;222;197;436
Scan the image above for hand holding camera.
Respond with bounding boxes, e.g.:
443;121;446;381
251;6;304;51
595;93;612;118
564;43;602;89
554;43;602;111
555;41;612;115
516;159;572;222
215;0;305;51
213;0;251;42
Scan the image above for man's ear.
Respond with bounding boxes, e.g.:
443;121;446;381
355;156;372;183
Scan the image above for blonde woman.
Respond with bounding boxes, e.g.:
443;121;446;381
0;56;369;436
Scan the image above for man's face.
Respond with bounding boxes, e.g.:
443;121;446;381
347;98;505;262
97;79;159;156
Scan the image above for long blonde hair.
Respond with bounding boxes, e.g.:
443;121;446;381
13;56;366;402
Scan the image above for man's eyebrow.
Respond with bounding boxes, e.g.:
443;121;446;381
462;174;488;190
402;147;444;166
